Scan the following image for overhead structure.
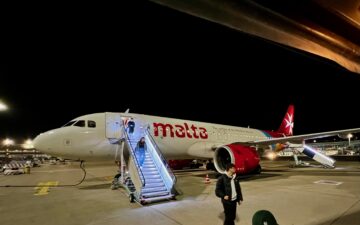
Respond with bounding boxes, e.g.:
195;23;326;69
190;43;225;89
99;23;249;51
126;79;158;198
150;0;360;73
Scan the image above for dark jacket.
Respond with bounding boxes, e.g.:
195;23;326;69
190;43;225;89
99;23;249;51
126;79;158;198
215;174;243;202
128;121;135;128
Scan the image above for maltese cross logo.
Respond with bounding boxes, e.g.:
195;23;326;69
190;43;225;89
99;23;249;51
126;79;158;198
285;113;294;135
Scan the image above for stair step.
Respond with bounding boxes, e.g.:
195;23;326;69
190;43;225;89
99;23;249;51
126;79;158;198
144;183;165;188
143;164;155;168
145;178;163;183
143;174;161;179
141;167;157;171
142;186;167;193
142;171;159;175
142;191;169;198
141;194;174;204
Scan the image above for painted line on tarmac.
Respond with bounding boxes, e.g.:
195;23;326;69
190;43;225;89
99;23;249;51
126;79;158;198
314;180;343;185
34;181;59;196
32;169;81;173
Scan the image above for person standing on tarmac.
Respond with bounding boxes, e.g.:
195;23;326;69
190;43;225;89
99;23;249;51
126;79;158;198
215;163;243;225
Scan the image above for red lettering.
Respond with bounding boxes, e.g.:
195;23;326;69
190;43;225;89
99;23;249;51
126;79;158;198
153;123;174;137
184;123;192;138
175;125;185;138
191;124;199;139
199;127;208;139
153;122;208;139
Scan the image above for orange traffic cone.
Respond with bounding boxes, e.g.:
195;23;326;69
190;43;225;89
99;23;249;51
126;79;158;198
205;174;211;184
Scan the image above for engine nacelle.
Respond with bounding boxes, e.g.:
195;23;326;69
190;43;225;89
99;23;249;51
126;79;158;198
214;144;260;175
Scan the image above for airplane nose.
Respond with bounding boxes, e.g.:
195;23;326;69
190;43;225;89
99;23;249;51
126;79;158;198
33;133;49;152
33;130;62;155
33;134;43;151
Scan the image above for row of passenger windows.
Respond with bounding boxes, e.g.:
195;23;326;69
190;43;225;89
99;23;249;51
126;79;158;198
63;120;96;128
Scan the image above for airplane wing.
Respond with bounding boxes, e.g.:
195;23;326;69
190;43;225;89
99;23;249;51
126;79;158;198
247;128;360;145
150;0;360;74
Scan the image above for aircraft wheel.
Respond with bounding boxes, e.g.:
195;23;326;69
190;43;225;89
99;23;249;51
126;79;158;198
140;200;147;205
255;165;262;174
129;193;135;203
206;162;215;170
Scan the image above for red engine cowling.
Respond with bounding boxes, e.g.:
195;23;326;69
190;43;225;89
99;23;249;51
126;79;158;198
214;144;261;175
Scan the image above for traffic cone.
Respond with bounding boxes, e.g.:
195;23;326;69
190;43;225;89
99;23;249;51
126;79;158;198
205;174;211;184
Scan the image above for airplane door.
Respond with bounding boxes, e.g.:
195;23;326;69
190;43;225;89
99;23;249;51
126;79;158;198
105;112;123;139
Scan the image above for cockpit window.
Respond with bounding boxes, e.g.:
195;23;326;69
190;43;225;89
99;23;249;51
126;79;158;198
63;120;77;127
88;120;96;128
73;120;85;127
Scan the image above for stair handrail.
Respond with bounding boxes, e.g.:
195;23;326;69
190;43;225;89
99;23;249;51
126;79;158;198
144;126;177;185
121;124;146;187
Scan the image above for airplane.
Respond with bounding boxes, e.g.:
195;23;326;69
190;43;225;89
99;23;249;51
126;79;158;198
148;0;360;74
33;105;360;203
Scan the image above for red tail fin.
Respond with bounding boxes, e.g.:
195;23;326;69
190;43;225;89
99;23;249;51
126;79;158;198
277;105;294;136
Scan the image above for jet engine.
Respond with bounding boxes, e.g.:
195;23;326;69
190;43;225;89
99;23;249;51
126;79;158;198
214;144;261;175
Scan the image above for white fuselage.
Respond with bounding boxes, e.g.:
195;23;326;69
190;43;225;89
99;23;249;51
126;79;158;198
33;112;270;161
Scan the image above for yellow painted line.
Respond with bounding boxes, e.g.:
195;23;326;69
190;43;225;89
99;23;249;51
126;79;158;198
34;181;59;196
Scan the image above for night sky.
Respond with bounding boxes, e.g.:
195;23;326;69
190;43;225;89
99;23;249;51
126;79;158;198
1;1;360;143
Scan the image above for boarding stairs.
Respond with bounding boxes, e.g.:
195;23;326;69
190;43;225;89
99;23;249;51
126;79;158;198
105;113;176;204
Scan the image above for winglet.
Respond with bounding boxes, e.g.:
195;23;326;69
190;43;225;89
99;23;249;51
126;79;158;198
124;108;130;113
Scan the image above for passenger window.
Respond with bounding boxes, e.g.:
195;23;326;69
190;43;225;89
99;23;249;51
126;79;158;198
88;120;96;128
63;120;77;127
73;120;85;127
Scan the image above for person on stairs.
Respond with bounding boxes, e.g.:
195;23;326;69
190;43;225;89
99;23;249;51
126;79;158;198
127;118;135;135
135;137;146;168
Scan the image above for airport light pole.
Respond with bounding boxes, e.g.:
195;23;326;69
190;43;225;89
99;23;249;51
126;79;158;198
1;101;10;157
0;100;8;111
3;138;14;158
23;139;34;149
347;133;353;147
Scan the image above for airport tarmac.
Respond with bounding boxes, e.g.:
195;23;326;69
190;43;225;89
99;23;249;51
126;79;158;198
1;160;360;225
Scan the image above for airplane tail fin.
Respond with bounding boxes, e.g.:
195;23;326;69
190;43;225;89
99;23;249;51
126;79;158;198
277;105;294;136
